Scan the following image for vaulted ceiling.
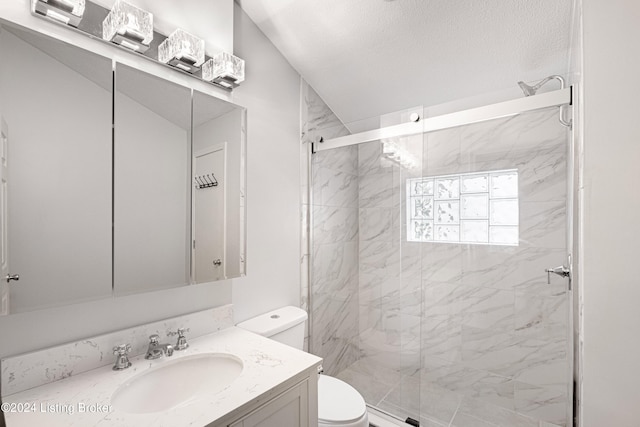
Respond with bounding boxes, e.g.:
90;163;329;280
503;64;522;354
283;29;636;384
237;0;574;124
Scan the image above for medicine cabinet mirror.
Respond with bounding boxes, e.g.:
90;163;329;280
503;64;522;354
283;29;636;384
0;19;246;314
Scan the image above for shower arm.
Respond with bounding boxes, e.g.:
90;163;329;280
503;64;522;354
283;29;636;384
520;75;572;128
532;75;563;92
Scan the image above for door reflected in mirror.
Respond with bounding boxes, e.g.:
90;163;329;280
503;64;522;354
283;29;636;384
193;145;225;282
192;90;246;283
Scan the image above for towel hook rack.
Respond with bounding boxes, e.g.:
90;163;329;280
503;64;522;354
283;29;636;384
195;173;218;189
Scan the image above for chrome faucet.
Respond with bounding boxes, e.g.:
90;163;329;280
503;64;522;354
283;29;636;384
145;334;174;359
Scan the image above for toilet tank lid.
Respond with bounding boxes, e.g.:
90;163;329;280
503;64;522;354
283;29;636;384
237;306;308;337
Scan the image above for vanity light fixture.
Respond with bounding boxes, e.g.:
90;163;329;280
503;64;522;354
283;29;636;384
102;0;153;53
158;29;205;74
202;52;245;88
32;0;85;27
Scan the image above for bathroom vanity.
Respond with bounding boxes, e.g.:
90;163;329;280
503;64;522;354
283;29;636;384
1;307;322;426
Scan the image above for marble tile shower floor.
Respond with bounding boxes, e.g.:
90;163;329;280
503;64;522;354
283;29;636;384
336;359;563;427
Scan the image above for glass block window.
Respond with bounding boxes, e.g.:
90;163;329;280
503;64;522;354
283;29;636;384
407;169;519;245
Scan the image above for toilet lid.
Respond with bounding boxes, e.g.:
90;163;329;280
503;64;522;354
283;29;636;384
318;375;367;423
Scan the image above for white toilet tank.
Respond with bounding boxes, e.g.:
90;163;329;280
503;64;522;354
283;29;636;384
238;306;369;427
237;306;307;349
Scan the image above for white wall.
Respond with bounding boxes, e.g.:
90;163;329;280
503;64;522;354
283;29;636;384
581;0;640;425
0;1;302;357
231;3;302;323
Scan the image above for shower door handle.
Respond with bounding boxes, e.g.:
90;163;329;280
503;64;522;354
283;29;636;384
545;266;570;284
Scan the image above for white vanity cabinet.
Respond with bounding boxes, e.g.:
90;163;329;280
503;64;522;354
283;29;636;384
228;378;312;427
211;365;318;427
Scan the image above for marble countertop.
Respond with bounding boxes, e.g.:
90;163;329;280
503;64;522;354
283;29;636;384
2;327;322;427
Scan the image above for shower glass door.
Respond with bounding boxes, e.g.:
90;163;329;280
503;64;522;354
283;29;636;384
310;106;425;424
310;102;572;427
417;106;572;427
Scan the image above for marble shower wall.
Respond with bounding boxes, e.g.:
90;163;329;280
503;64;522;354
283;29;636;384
300;80;358;374
303;90;570;425
418;108;571;426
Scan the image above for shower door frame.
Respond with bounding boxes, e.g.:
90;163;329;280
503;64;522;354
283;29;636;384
313;87;571;153
309;86;576;426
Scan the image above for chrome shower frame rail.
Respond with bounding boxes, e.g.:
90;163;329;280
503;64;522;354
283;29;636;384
313;87;572;152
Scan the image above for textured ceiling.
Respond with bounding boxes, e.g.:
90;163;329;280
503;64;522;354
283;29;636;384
237;0;574;124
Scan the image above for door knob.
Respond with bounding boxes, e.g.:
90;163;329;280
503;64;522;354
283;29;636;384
213;259;222;266
5;274;19;283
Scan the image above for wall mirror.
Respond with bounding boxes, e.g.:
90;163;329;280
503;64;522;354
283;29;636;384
0;21;113;313
0;19;247;314
114;64;192;296
192;91;246;283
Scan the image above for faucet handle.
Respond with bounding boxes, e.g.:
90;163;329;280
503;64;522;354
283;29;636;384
149;334;160;344
172;328;190;351
112;344;132;371
113;343;131;355
168;327;190;336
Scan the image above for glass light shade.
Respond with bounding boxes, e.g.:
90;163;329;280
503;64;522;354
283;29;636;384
102;0;153;52
202;52;245;87
158;29;205;74
32;0;85;27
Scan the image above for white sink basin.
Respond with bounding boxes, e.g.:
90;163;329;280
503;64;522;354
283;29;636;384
111;353;243;414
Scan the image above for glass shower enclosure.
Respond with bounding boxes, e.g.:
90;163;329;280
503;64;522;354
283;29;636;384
308;93;573;426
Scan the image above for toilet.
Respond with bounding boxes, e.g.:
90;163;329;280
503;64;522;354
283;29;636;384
237;306;369;427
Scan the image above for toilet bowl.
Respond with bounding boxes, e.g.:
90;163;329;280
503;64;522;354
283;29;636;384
237;306;368;427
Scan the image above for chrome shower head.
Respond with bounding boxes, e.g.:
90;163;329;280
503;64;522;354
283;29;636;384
517;75;566;97
517;81;538;96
